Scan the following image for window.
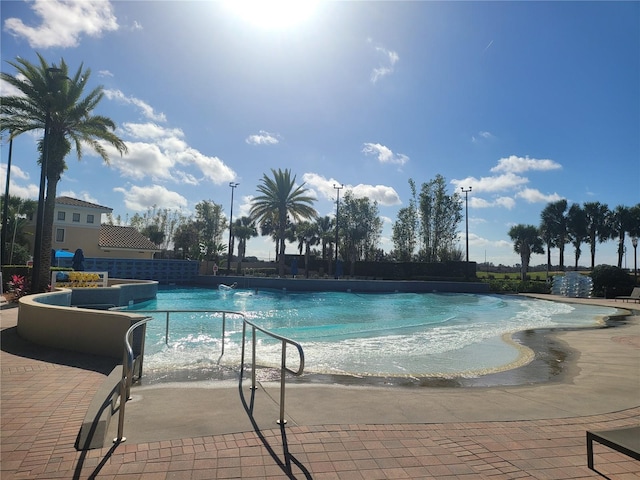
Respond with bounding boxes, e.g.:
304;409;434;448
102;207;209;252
55;228;65;242
57;211;66;221
87;214;94;224
72;213;80;222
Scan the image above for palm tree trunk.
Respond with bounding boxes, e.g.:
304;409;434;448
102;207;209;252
38;177;58;292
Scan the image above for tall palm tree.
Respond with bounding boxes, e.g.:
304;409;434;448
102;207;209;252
583;202;611;269
609;205;633;269
233;216;258;273
315;215;335;275
1;53;127;291
508;224;544;281
295;220;320;278
566;203;588;271
539;199;568;275
250;169;316;276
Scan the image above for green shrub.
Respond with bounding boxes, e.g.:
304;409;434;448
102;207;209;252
590;265;634;298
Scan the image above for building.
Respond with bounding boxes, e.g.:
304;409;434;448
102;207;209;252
25;197;159;260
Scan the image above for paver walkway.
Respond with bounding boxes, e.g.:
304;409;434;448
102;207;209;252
2;296;639;479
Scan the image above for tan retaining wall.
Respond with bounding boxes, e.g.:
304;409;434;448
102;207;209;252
17;290;147;359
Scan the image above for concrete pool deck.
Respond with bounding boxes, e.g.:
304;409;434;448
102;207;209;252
2;294;639;479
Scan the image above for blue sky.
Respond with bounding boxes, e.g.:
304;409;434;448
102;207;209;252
1;1;639;267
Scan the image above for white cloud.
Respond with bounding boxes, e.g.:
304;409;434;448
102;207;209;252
516;188;564;204
452;173;528;193
0;164;38;199
3;0;119;48
369;39;399;83
362;143;409;166
113;185;188;212
59;190;99;204
471;131;494;143
245;130;280;145
104;89;167;122
98;70;114;78
491;155;562;173
470;196;516;210
302;172;401;207
99;121;237;185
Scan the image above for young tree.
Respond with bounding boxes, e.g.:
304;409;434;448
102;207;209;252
0;195;37;265
583;202;611;269
339;191;382;275
392;179;418;262
418;175;462;262
250;169;316;276
567;203;588;270
195;200;227;261
1;53;127;291
508;224;544;281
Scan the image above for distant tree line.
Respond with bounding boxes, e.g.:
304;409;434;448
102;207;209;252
509;200;640;280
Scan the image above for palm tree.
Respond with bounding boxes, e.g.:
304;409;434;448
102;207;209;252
1;53;127;291
566;203;588;270
508;224;544;281
250;169;316;276
315;215;335;275
295;221;320;278
539;199;568;275
583;202;611;269
609;205;634;269
233;216;258;273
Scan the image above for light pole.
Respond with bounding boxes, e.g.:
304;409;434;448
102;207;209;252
226;182;239;274
461;186;472;280
633;237;638;284
333;183;343;279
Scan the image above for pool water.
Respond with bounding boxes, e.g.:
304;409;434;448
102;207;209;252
130;287;617;379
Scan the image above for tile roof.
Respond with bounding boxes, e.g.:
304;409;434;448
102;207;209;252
99;224;160;251
56;196;113;212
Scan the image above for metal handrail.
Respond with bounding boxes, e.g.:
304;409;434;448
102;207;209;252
240;317;305;424
114;309;304;442
114;315;153;444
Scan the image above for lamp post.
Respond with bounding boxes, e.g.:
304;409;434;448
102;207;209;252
31;68;66;293
226;182;239;274
333;183;343;279
633;237;638;284
461;186;472;280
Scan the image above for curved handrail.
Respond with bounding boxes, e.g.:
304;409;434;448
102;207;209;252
114;309;305;442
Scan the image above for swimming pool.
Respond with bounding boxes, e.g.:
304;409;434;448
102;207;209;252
130;287;618;381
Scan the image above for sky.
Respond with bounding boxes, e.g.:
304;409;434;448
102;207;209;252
1;0;639;268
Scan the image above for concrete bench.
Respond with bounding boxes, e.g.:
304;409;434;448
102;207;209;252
587;426;640;471
75;366;123;450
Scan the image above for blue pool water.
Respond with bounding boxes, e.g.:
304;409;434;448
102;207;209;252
130;287;618;378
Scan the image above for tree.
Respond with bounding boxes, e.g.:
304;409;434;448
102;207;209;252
1;53;127;291
418;175;462;262
250;169;316;276
295;221;320;278
233;216;258;273
583;202;611;269
566;203;588;270
539;199;568;275
508;224;544;281
0;195;37;264
315;215;335;275
173;222;199;259
339;191;382;275
392;179;418;262
194;200;227;261
609;205;633;269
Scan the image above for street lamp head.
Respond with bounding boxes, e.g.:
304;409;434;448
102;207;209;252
633;237;638;248
229;182;239;188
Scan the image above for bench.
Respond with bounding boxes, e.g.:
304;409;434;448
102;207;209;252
615;287;640;303
587;426;640;471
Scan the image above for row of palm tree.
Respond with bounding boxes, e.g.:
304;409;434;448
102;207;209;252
510;200;640;281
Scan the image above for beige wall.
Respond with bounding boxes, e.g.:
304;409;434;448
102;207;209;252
17;291;147;360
